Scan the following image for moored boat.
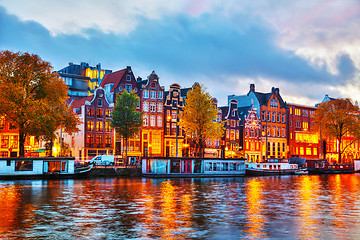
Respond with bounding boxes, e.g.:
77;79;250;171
245;159;300;176
142;157;246;177
0;157;93;180
306;159;354;174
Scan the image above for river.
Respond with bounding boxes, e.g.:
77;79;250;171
1;174;360;239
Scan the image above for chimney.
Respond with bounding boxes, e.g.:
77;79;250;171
250;84;255;92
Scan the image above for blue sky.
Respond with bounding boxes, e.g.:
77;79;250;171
0;0;359;106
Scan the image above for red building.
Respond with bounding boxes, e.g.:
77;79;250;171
287;103;318;159
100;66;142;159
220;99;242;158
138;71;165;157
70;87;114;158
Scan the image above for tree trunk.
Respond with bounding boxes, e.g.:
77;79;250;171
19;128;26;157
338;139;342;164
49;139;54;157
124;137;128;167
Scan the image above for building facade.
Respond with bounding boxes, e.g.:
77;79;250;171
287;103;318;159
138;71;165;157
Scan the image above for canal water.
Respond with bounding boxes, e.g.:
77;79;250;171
1;174;360;239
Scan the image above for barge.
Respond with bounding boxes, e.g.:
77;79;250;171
141;157;246;178
0;157;93;179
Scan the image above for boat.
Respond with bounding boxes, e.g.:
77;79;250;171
306;159;354;174
245;159;300;176
0;157;93;179
141;157;246;177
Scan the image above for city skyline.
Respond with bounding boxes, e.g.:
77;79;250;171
0;0;359;106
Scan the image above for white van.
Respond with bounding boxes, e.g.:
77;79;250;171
90;155;115;165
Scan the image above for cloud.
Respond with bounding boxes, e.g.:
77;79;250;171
0;1;359;107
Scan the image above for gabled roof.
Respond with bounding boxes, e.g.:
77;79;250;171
99;68;126;92
70;95;93;112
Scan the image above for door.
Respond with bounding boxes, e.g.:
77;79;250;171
181;160;192;173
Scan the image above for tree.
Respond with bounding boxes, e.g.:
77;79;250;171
179;83;224;157
111;91;142;165
315;98;360;163
0;50;79;157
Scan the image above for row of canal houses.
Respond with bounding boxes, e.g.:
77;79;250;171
0;62;359;163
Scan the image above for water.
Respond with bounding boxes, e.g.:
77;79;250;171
1;174;360;239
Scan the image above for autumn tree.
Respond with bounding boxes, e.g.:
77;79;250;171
179;83;224;157
111;91;142;165
315;98;360;163
0;50;79;157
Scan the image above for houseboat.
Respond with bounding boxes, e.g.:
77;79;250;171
142;157;246;177
245;159;301;176
0;157;93;179
306;159;354;174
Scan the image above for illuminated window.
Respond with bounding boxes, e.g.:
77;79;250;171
303;122;309;130
87;135;94;147
150;115;156;126
88;108;94;117
230;130;235;140
150;103;156;112
231;120;235;127
87;121;94;131
96;135;103;147
300;147;304;155
306;148;312;155
226;130;229;138
143;115;148;126
96;122;103;131
96;109;102;118
105;122;111;132
105;110;111;118
105;135;111;147
157;103;163;112
313;147;317;156
236;130;239;139
0;117;4;129
157;116;162;127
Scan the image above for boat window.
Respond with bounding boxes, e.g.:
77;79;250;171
269;165;272;169
257;165;260;168
263;165;266;168
222;162;228;171
230;163;236;171
15;160;33;171
205;162;212;171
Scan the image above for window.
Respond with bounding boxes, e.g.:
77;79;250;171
87;121;94;131
313;147;317;156
96;109;102;118
303;110;308;117
251;130;255;138
226;130;229;138
157;116;162;127
231;120;235;127
0;118;4;129
150;115;156;126
300;147;304;155
158;91;163;99
303;122;309;130
143;90;149;98
98;99;102;107
232;110;235;117
105;135;111;147
230;130;235;140
267;112;271;121
96;135;103;147
143;115;148;126
151;91;156;99
282;128;285;137
157;103;163;112
126;75;131;81
105;122;111;132
283;143;286;152
278;127;281;137
88;108;94;117
282;114;285;123
105;110;111;118
295;109;301;116
125;84;132;93
15;160;33;171
9;122;16;130
143;102;149;112
1;135;9;148
96;122;103;131
306;148;312;155
87;135;94;147
172;111;177;121
270;99;278;107
272;112;276;122
277;113;281;122
151;82;156;88
262;111;266;121
150;103;156;112
236;130;239;139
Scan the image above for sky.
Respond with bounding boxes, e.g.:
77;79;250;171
0;0;359;107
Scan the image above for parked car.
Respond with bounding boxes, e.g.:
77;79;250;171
90;155;115;165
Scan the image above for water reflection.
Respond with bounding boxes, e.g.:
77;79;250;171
0;175;360;239
245;178;267;239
